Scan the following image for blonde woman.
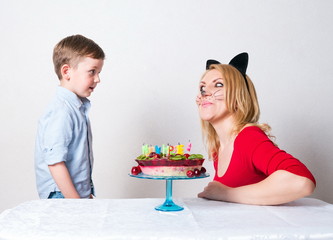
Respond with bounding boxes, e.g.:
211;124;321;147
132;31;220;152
197;53;315;205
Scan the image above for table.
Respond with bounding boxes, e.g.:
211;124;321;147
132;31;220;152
0;198;333;239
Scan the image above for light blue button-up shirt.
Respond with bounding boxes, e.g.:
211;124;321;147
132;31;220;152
35;86;94;199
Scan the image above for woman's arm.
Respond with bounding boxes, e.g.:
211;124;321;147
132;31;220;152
198;170;315;205
48;162;81;198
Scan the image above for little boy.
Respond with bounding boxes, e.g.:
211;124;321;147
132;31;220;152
35;34;105;199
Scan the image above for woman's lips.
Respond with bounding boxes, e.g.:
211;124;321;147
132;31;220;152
201;101;213;107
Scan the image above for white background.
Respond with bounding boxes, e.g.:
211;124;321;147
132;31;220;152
0;0;332;213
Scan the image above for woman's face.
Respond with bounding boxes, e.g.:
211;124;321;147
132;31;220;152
196;69;230;123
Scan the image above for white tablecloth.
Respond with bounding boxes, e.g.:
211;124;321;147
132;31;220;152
0;198;333;240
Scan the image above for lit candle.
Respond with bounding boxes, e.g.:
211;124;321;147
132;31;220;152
177;144;184;154
161;144;165;155
142;144;145;155
146;145;149;156
164;144;169;155
155;145;161;154
186;140;192;152
149;145;155;154
142;144;149;156
168;145;174;155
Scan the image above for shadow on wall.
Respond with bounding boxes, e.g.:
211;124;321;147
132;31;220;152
275;117;333;204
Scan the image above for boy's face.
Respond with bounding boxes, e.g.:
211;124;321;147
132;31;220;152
61;57;104;98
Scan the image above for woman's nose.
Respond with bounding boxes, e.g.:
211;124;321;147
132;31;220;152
201;88;212;97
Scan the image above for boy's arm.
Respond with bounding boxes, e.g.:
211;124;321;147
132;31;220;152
48;162;80;198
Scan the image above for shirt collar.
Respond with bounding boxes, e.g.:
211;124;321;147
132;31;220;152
57;86;91;110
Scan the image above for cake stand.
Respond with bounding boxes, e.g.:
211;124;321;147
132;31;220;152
129;173;210;211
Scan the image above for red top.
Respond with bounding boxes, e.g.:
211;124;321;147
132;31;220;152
213;126;316;187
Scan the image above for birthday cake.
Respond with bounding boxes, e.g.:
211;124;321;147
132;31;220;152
131;143;206;177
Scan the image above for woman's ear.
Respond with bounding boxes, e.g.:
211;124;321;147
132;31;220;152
61;64;71;80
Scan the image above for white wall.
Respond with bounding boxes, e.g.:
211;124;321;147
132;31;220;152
1;0;332;213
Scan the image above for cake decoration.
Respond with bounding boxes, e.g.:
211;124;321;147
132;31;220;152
131;142;206;177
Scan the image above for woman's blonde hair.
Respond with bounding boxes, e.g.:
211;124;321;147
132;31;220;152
200;64;272;158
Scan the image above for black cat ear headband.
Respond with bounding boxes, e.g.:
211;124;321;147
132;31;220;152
206;52;249;90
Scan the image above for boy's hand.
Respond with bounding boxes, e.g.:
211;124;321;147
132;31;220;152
48;162;80;198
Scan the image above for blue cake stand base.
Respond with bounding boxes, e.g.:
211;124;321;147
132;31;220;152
129;173;209;212
155;179;184;211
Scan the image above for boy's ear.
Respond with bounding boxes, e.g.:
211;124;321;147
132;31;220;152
61;64;71;80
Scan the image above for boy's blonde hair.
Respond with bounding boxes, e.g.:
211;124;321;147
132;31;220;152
200;64;272;158
53;34;105;80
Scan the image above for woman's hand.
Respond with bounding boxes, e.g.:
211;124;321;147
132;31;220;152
198;181;230;201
